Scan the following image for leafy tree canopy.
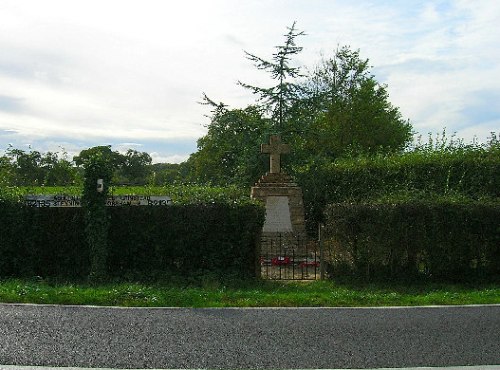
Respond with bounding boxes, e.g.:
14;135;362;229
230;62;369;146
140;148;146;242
294;47;413;159
186;104;271;186
74;146;153;186
0;145;156;187
73;145;123;168
2;145;77;186
116;149;152;185
188;25;413;187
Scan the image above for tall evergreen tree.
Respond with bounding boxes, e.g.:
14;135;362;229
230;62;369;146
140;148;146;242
239;21;305;132
187;27;413;186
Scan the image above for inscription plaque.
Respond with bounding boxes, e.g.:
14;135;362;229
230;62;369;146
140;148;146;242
262;196;293;233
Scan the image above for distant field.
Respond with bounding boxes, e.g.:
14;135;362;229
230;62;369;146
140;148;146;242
16;186;82;196
17;186;173;195
6;185;251;204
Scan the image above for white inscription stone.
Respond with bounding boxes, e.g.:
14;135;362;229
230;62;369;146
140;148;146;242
262;196;292;232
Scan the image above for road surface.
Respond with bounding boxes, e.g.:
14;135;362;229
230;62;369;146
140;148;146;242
0;304;499;369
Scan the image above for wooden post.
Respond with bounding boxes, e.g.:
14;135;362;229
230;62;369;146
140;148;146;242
319;223;325;280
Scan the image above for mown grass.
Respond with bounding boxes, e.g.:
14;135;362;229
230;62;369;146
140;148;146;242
0;279;498;307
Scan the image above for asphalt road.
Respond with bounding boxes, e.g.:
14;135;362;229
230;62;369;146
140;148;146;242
0;304;499;369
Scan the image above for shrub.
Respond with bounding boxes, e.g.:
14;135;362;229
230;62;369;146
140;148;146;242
0;188;264;281
323;199;500;281
296;144;500;230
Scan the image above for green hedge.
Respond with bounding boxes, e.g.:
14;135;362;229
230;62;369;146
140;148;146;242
296;146;500;229
0;200;264;280
323;200;500;281
106;204;264;279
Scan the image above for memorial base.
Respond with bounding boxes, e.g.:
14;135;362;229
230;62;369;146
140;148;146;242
251;172;306;255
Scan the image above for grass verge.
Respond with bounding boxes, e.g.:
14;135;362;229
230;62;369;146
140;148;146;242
0;279;499;307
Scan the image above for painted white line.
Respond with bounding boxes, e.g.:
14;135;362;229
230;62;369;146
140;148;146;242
1;365;499;370
0;367;207;370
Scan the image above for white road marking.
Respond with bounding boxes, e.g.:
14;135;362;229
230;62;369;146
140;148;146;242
1;365;499;370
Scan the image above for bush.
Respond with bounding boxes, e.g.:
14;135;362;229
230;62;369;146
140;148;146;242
106;204;264;279
0;192;264;281
296;144;500;230
323;199;500;281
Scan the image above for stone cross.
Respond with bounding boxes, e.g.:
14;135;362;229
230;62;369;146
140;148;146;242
261;135;290;174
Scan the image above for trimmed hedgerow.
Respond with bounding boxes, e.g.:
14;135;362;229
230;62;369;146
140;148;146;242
323;199;500;281
106;204;263;279
296;144;500;230
300;142;500;282
0;193;264;281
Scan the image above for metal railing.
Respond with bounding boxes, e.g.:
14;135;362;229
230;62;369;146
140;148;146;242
260;233;319;280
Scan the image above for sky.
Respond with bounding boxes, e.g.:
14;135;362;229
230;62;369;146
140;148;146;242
0;0;499;163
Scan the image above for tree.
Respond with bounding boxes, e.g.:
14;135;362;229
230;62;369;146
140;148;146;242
41;151;78;186
0;155;14;186
5;146;45;185
149;162;190;185
74;146;123;169
239;21;305;131
187;23;305;186
116;149;152;185
294;47;413;159
187;105;271;186
77;146;117;281
188;26;413;187
75;146;155;185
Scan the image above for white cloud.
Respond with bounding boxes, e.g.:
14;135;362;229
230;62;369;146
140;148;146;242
0;0;499;161
150;153;189;164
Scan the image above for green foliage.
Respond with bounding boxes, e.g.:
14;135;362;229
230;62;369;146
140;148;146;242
74;145;122;169
296;141;500;229
79;147;115;206
10;184;251;205
0;199;264;281
0;156;12;182
2;144;157;187
189;30;412;186
314;134;500;282
323;200;500;281
79;146;116;281
41;151;78;186
1;146;78;186
291;47;412;160
239;21;305;130
0;196;30;277
73;146;155;186
186;106;271;186
0;189;86;279
136;184;251;205
115;149;152;185
1;279;499;307
106;204;264;280
149;162;190;185
13;186;82;196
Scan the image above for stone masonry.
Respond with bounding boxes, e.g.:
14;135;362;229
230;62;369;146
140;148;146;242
251;135;307;255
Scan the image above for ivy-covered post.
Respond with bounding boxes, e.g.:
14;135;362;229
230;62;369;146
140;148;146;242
78;148;115;281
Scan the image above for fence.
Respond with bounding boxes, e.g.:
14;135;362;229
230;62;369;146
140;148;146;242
259;233;320;280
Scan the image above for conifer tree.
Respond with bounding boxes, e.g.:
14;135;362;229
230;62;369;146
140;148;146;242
239;21;305;132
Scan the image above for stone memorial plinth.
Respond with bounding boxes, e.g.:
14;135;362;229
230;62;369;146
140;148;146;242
251;135;306;255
